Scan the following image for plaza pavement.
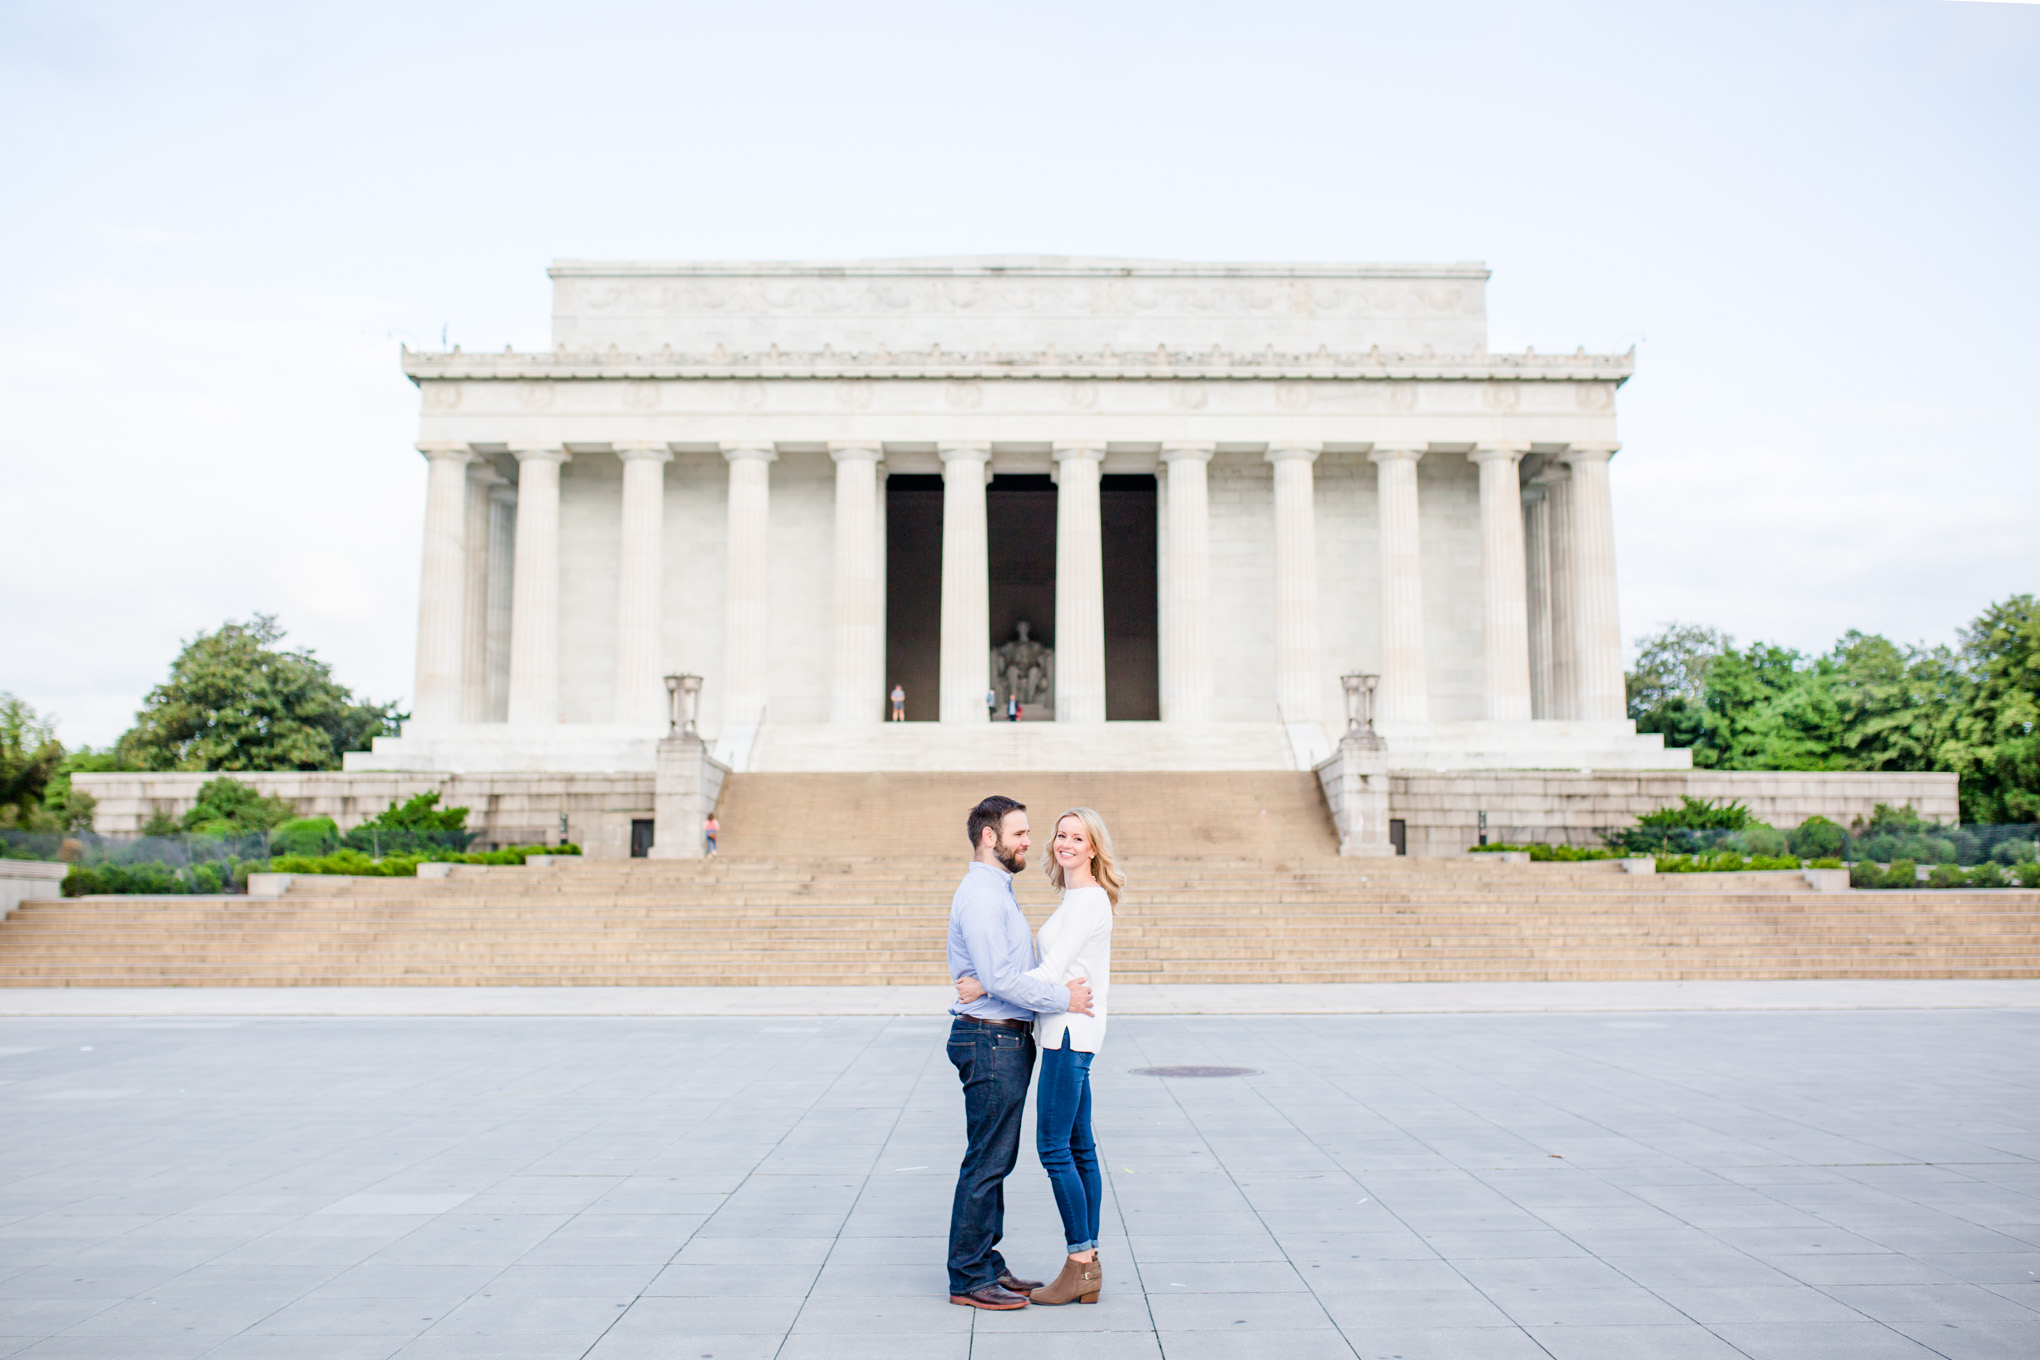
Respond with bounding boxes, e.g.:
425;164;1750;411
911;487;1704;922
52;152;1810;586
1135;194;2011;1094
0;985;2035;1359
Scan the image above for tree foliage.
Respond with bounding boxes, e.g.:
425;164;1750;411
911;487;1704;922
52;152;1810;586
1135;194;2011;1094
1627;595;2040;823
0;695;65;829
118;616;403;773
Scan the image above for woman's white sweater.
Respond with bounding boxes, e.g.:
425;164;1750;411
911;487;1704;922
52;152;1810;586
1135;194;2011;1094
1026;884;1113;1053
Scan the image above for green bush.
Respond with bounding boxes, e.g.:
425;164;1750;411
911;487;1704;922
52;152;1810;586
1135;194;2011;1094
1808;857;1845;870
271;816;339;855
1991;837;2038;866
1883;858;1919;889
1850;860;1882;888
67;842;582;894
1788;816;1847;859
1927;862;1967;889
1965;861;2009;889
2017;862;2040;889
1470;842;1622;861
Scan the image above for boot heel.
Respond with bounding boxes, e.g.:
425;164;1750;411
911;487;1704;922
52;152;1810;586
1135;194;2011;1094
1078;1290;1100;1304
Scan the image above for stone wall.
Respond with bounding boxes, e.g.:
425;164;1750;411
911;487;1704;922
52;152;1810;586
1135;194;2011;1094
73;772;655;861
77;766;1961;862
1392;769;1962;859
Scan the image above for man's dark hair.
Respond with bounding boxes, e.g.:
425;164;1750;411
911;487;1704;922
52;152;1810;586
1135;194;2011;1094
967;795;1025;851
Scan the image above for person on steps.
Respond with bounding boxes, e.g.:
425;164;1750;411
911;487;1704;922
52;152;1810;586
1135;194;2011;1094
945;795;1094;1311
956;805;1118;1306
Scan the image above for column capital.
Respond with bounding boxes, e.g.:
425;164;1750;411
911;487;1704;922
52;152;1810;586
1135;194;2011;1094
1469;443;1531;464
721;444;777;464
418;442;473;463
1160;442;1215;464
615;441;674;463
1052;442;1106;462
828;442;884;463
1563;442;1620;462
936;442;991;463
509;445;570;465
1368;446;1426;465
1265;443;1321;464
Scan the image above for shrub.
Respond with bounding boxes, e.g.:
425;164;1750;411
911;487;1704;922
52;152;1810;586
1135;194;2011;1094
181;776;295;835
1728;826;1789;857
1850;860;1882;889
1808;857;1845;870
2017;862;2040;889
1788;816;1847;859
1882;858;1919;889
1927;862;1967;889
1966;861;2009;889
1991;837;2038;866
271;816;339;856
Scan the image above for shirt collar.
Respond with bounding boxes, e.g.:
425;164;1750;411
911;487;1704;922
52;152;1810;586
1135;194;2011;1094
967;858;1013;887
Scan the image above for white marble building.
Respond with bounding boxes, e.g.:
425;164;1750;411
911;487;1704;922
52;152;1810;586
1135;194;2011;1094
352;256;1686;778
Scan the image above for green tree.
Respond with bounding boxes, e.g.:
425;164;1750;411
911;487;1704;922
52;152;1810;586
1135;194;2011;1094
1941;595;2040;822
1627;623;1728;751
118;616;403;772
0;695;65;829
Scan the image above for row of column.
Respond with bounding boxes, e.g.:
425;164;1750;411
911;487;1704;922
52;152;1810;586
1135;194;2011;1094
412;441;1628;732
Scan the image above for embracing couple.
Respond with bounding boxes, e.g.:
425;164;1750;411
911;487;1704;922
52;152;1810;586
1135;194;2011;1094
944;794;1120;1311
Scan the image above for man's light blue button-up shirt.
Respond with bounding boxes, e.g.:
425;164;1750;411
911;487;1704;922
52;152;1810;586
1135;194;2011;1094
947;860;1065;1020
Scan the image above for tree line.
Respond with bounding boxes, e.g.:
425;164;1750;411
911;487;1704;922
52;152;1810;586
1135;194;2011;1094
1625;594;2039;824
1;616;401;832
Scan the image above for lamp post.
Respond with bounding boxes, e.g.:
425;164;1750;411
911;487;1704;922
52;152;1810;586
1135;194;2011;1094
665;674;703;738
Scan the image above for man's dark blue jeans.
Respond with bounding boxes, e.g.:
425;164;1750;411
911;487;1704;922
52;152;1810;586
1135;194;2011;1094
946;1015;1036;1295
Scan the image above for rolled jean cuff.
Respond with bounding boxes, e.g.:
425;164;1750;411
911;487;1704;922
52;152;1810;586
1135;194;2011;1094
1066;1238;1097;1253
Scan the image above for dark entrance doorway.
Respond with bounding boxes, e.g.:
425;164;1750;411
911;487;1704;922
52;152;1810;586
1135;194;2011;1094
987;476;1057;719
884;475;943;721
1101;475;1160;720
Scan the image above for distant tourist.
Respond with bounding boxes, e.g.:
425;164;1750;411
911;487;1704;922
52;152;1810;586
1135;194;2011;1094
943;796;1093;1311
1006;693;1020;722
890;684;906;722
986;687;998;721
702;814;718;857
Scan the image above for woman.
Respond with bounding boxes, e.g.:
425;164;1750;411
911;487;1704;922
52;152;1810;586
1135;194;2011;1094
956;806;1120;1305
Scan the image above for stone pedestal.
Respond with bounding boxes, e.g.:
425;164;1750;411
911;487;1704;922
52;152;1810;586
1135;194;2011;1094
1316;733;1395;858
648;734;730;860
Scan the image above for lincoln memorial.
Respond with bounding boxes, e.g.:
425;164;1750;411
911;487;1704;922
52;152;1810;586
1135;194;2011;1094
353;255;1682;782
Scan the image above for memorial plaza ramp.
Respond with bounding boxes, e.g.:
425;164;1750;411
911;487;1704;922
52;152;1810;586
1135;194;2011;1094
2;772;2038;987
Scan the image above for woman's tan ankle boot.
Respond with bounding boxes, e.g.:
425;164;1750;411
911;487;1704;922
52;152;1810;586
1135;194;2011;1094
1029;1254;1102;1305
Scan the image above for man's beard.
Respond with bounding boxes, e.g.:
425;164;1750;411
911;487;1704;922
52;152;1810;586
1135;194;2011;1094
992;839;1026;875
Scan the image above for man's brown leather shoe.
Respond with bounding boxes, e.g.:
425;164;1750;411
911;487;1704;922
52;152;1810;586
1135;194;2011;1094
950;1283;1029;1310
998;1270;1044;1294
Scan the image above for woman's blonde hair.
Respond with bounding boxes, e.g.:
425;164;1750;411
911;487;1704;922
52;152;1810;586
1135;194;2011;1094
1043;806;1124;908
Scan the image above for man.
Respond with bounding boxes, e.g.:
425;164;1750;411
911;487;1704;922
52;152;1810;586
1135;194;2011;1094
946;795;1093;1310
890;683;906;722
985;686;998;722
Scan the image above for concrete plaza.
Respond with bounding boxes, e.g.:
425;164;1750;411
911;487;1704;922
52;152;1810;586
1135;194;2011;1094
1;997;2036;1359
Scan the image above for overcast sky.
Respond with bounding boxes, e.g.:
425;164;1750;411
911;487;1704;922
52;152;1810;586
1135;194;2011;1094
3;0;2035;747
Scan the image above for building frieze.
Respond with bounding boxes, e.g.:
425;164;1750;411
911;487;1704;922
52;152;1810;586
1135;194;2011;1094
402;344;1634;387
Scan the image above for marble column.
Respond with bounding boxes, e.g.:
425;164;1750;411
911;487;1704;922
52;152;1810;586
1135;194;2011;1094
485;483;516;722
1159;444;1215;722
505;446;569;725
460;461;501;723
1154;465;1171;706
1471;446;1534;723
1565;444;1627;721
1522;481;1553;721
938;443;992;723
1053;443;1107;724
830;443;886;724
1267;444;1324;726
1369;448;1429;726
721;445;776;729
411;443;473;727
1541;465;1578;720
613;442;672;729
